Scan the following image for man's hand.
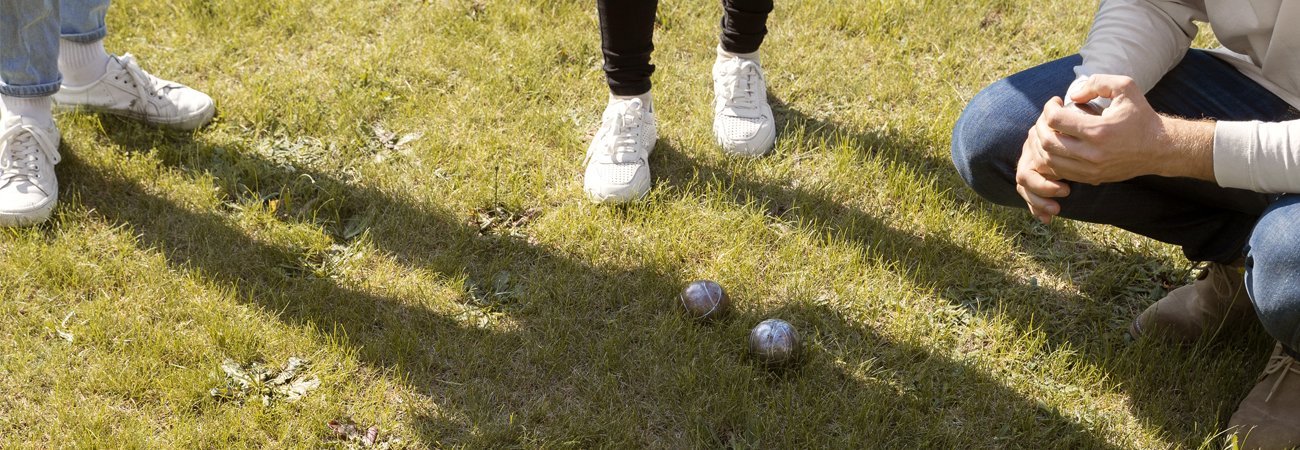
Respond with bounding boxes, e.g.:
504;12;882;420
1014;74;1216;224
1016;122;1070;224
1042;75;1216;184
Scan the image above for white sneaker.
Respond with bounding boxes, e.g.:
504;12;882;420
54;53;215;130
713;54;776;157
0;116;61;227
583;97;657;203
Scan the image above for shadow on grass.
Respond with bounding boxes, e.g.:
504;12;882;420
649;102;1271;445
49;117;1118;447
711;301;1123;448
767;96;1120;265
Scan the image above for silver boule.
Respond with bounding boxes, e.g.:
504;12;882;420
1064;101;1104;116
679;280;730;321
748;319;800;366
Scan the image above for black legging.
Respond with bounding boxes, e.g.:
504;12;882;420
598;0;774;96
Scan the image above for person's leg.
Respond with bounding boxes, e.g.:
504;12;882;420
0;0;63;227
585;0;659;203
951;50;1292;263
57;0;111;87
51;0;215;130
1;0;61;110
1245;195;1300;357
597;0;657;97
1228;195;1300;447
712;0;776;156
719;0;773;55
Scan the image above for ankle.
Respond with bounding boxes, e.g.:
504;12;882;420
609;91;652;110
58;39;111;87
0;96;54;125
717;45;759;64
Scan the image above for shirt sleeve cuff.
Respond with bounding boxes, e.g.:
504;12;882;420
1213;120;1259;191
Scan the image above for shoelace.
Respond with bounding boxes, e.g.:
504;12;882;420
600;99;646;159
0;123;59;184
1263;348;1300;402
717;60;762;114
115;53;179;111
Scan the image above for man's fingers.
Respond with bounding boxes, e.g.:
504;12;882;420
1033;120;1089;166
1040;131;1102;167
1042;155;1102;185
1022;129;1065;181
1070;74;1140;105
1016;183;1061;224
1045;100;1103;138
1016;166;1071;198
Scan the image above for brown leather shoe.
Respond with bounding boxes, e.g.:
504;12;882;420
1227;343;1300;449
1129;261;1256;344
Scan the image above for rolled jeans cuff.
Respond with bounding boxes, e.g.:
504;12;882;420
60;26;107;43
0;78;62;98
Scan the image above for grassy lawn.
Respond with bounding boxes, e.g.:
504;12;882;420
0;0;1272;447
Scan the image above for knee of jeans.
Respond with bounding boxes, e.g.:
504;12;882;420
1247;205;1300;348
950;80;1026;207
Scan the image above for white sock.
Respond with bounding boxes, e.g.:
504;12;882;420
610;91;652;111
717;45;759;64
0;96;54;124
58;39;111;87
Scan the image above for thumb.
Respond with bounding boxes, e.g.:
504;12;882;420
1070;74;1141;107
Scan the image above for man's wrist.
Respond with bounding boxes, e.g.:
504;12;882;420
1154;115;1216;181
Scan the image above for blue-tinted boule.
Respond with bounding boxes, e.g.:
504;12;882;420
749;319;800;366
680;280;730;321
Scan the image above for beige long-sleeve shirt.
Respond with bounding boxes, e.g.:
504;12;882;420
1077;0;1300;192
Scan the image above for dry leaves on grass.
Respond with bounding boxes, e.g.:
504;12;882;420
210;357;322;406
469;204;541;241
328;418;400;449
371;123;423;163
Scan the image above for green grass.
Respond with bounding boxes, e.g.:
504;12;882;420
0;0;1272;447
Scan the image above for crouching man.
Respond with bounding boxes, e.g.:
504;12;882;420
951;1;1300;446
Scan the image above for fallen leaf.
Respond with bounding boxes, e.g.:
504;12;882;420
210;357;321;405
328;418;399;449
56;311;75;343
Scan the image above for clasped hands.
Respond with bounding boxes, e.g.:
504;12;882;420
1016;74;1184;224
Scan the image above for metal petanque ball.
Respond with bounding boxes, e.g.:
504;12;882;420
679;280;731;321
1065;101;1104;116
748;319;801;366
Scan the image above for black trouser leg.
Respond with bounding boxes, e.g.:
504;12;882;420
597;0;658;96
720;0;773;54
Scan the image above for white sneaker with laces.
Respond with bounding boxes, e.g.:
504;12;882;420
0;116;61;227
713;53;776;157
54;53;215;130
583;97;657;203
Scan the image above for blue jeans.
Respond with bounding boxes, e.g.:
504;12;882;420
951;49;1300;352
0;0;110;98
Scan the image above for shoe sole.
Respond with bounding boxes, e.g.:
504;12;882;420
1127;318;1144;341
0;197;56;228
585;176;652;204
55;102;216;131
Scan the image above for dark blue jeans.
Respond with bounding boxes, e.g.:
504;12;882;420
951;50;1300;351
